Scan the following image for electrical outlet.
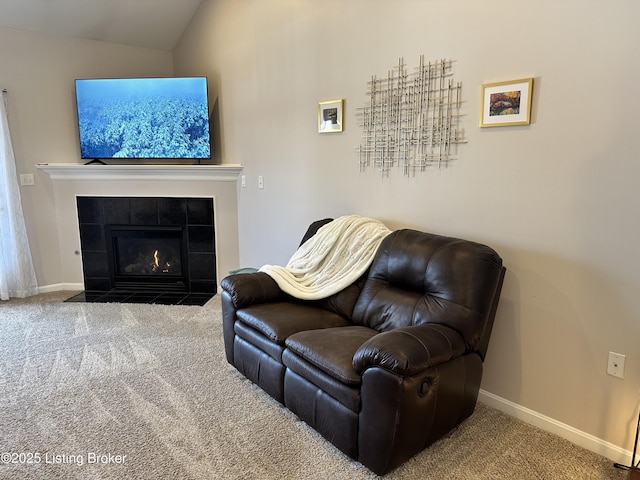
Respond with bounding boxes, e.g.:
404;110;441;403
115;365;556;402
20;173;35;186
607;351;625;379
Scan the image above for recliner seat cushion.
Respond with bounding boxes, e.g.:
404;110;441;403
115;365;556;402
285;326;377;385
234;321;286;362
284;326;378;412
283;350;362;412
237;302;350;344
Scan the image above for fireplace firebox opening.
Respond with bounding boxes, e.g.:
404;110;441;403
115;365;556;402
107;225;189;292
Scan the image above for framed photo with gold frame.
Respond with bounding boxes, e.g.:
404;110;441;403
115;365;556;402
318;99;343;133
480;78;533;127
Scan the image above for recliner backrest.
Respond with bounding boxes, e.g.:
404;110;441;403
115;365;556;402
297;218;367;320
352;229;504;353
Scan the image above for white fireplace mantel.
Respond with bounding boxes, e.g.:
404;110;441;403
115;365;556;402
36;163;243;181
37;162;243;291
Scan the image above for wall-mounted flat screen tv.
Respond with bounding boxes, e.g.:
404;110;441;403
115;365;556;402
75;77;211;162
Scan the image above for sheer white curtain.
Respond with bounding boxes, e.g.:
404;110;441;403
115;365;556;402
0;90;38;300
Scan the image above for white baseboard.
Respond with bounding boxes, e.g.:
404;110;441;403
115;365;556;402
479;389;631;465
37;283;84;294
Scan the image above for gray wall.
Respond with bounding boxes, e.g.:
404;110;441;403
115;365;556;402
173;0;640;457
0;26;173;286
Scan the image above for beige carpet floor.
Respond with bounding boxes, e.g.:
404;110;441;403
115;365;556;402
0;291;627;479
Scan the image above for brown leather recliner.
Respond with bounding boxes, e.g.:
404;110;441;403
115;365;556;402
221;224;505;475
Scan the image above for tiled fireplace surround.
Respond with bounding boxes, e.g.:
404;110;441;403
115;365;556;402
73;196;217;305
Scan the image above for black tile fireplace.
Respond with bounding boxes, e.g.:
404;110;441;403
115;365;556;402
69;196;217;305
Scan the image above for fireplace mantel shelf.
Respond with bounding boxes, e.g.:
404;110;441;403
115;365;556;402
36;163;243;181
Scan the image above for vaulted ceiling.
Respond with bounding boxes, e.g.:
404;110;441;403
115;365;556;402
0;0;204;51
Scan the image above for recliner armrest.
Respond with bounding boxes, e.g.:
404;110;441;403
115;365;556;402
220;272;286;309
353;324;467;377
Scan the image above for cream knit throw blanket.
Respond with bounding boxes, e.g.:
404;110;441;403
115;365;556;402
259;215;391;300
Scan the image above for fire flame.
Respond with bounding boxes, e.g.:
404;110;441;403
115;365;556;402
149;249;172;273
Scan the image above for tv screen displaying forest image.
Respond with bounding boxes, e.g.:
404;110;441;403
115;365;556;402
75;77;211;160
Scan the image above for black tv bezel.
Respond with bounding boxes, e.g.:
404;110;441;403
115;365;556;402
74;76;213;164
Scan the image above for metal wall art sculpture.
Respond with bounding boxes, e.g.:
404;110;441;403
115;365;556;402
356;56;466;176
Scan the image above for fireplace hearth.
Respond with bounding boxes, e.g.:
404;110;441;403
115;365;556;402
68;196;217;306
